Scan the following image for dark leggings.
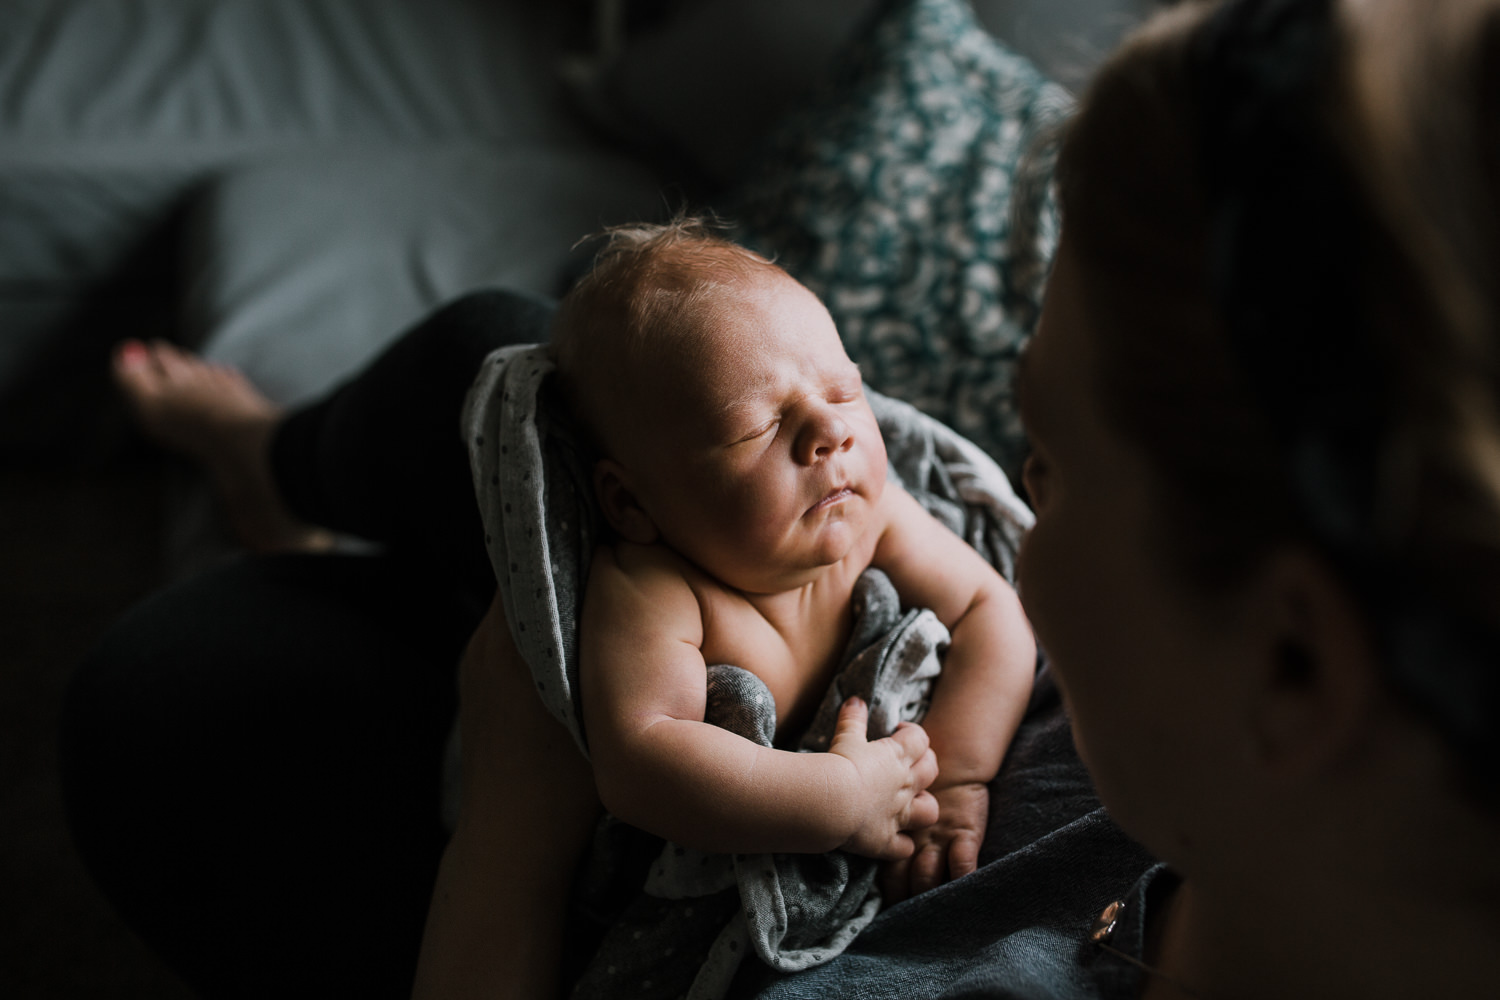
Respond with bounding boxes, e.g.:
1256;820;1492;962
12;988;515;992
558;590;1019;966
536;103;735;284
60;290;555;999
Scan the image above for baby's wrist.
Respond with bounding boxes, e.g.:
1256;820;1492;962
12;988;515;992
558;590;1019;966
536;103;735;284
818;752;870;850
930;774;992;795
921;722;1008;779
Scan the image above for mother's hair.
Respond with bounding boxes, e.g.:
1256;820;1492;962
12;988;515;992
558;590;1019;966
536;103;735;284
1054;0;1500;793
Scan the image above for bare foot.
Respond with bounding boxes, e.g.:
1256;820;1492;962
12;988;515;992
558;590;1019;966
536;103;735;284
112;339;334;553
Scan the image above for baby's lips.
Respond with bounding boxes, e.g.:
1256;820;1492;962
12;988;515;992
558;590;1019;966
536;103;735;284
806;484;854;515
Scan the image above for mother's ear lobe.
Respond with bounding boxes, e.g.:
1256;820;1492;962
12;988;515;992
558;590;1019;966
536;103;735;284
594;459;659;545
1247;549;1383;779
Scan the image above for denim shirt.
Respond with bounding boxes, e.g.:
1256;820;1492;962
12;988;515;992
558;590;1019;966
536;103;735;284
734;666;1161;1000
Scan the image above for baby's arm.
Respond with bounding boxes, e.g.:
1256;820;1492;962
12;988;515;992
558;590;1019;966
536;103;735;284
579;543;940;858
872;486;1037;900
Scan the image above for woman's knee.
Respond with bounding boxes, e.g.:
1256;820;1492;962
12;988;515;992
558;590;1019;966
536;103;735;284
61;554;473;995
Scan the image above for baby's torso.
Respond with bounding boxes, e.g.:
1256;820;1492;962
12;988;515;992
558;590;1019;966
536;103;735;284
684;555;871;739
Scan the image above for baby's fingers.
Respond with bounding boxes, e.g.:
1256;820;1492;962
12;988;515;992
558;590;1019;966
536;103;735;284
832;696;871;746
893;730;939;798
909;842;946;897
947;831;981;881
879;855;913;905
918;745;938;790
904;788;939;831
888;720;931;763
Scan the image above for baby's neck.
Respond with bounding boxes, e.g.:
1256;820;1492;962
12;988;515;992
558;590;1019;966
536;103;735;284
741;578;819;622
734;560;850;619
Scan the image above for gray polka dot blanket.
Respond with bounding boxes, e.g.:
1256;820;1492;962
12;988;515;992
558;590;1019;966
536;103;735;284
460;343;1033;997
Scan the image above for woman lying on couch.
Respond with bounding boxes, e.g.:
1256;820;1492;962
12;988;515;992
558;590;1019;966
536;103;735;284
66;0;1500;996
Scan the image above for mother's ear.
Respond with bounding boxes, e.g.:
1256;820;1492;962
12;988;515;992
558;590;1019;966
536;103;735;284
594;459;659;545
1245;548;1383;780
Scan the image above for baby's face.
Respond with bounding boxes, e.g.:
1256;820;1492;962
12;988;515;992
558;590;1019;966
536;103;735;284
623;273;887;594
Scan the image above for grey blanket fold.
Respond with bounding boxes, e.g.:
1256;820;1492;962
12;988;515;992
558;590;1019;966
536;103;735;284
459;343;1033;994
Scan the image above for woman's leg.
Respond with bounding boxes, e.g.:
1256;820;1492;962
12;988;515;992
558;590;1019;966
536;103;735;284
268;290;556;603
61;553;477;999
412;593;603;1000
113;288;555;602
73;289;558;995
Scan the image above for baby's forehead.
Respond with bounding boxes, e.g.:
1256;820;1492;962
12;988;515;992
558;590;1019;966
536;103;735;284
645;290;851;415
632;277;767;362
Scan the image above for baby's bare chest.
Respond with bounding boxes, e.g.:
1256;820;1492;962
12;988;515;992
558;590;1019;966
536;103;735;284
696;579;858;737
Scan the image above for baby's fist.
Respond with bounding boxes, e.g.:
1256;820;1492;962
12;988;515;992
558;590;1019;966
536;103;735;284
830;698;940;860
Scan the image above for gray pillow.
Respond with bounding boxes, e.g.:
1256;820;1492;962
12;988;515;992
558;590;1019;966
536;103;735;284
181;143;664;406
562;0;882;189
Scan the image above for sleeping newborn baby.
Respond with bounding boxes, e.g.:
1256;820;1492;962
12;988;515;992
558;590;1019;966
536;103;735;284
548;219;1037;892
457;216;1038;996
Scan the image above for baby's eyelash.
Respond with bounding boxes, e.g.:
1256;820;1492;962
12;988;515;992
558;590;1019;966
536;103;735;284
734;419;779;444
828;378;864;403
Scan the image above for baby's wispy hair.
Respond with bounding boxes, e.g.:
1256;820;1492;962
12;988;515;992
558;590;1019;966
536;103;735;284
550;214;787;453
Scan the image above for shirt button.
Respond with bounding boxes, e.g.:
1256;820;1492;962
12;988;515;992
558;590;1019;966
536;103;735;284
1091;900;1124;943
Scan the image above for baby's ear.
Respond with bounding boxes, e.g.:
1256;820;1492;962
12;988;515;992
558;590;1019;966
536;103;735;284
594;459;659;545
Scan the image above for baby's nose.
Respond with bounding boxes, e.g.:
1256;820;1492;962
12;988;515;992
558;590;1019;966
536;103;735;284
797;407;854;463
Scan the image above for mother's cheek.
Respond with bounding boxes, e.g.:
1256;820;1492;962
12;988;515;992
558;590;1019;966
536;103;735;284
1014;521;1066;673
1014;518;1109;760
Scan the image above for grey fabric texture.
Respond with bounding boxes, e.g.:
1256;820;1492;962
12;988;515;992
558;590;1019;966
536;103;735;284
0;0;577;292
463;344;599;742
460;343;1035;989
0;0;589;384
186;146;663;409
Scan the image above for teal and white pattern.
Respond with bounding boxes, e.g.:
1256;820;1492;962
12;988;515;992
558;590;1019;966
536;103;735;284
733;0;1072;481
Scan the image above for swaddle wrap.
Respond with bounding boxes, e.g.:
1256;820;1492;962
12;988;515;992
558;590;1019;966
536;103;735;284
460;343;1034;996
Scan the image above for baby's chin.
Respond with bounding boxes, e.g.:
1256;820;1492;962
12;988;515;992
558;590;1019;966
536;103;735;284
716;535;860;594
796;510;868;568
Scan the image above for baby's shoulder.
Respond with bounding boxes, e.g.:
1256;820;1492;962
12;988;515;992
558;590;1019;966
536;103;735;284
593;539;690;589
864;480;924;555
872;479;919;523
587;540;712;622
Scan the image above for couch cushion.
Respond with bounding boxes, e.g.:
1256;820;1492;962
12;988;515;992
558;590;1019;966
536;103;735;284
731;0;1073;480
564;0;883;189
0;0;587;375
567;0;1147;190
1;0;572;149
162;141;663;574
182;144;665;407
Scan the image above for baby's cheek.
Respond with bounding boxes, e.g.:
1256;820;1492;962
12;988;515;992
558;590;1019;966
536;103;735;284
863;438;890;491
734;487;789;541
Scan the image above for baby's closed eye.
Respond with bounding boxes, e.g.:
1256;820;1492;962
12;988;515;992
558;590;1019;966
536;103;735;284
729;418;780;447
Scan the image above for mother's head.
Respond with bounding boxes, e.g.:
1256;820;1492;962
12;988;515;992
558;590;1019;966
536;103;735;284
1018;0;1500;986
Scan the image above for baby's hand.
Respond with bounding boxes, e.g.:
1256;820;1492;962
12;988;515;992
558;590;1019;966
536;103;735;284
828;698;940;861
878;780;989;904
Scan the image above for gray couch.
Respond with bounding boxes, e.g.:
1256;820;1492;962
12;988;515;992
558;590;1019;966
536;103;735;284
1;0;1147;414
